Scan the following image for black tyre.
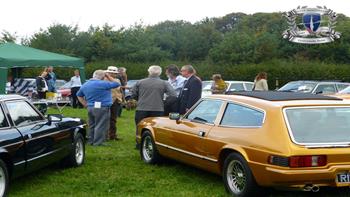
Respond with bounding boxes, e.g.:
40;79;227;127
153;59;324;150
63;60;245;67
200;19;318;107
140;131;161;164
63;133;85;167
223;153;260;197
0;159;9;197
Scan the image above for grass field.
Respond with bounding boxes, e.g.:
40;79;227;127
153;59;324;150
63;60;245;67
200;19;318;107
8;107;350;196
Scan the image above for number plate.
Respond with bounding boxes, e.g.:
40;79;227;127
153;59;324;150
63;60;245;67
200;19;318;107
337;173;350;183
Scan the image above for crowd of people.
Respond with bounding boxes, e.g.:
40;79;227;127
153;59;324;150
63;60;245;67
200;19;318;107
63;64;268;147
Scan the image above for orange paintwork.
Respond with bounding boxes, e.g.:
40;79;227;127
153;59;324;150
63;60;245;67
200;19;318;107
136;94;350;189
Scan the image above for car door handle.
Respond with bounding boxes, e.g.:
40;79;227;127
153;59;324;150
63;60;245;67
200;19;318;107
198;131;206;137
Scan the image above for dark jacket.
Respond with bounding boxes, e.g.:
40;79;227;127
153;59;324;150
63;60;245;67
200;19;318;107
36;76;47;92
178;75;202;114
132;77;176;112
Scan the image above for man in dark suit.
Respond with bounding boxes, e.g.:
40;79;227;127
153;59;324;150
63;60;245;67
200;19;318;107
178;65;202;115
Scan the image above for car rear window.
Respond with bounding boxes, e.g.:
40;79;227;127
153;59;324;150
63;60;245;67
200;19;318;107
285;107;350;144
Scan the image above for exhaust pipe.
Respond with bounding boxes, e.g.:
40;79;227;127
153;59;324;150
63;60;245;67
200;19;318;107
311;185;320;192
303;184;320;192
303;184;312;191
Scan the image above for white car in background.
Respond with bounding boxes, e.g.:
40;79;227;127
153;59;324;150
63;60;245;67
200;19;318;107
202;80;254;97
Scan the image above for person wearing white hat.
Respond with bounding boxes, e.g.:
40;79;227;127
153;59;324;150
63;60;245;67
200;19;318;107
106;66;124;140
77;70;120;146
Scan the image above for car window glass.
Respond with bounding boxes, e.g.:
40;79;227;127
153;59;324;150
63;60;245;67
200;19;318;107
336;84;349;91
286;107;350;143
187;100;223;124
220;103;264;127
0;107;9;128
6;100;43;126
228;83;244;91
315;84;336;94
245;83;254;91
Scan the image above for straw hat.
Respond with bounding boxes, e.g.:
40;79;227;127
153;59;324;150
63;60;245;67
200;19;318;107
106;66;119;73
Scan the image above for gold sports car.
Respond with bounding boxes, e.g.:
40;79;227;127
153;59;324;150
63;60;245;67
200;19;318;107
137;91;350;197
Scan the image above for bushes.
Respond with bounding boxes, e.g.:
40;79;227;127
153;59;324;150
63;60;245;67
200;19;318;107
20;59;350;90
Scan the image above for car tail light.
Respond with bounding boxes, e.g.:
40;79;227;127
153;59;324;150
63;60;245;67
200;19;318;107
268;155;327;168
289;155;327;168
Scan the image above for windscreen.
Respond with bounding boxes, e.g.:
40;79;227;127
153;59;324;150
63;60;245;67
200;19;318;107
285;107;350;144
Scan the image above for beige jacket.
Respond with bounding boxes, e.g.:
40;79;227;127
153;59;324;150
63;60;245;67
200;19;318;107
254;79;268;91
111;78;124;103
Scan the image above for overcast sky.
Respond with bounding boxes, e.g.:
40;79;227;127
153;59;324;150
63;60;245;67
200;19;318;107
1;0;349;39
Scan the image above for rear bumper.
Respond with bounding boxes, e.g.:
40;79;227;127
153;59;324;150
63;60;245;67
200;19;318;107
251;162;350;188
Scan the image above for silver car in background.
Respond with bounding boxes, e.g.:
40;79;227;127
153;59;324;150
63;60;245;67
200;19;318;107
278;81;350;94
202;80;254;97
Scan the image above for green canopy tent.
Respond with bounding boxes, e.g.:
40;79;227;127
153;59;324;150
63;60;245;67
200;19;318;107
0;42;86;94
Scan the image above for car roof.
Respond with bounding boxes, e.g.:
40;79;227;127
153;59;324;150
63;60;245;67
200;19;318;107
0;94;26;101
207;91;350;109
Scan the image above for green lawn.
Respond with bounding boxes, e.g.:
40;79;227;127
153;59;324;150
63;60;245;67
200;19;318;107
8;107;350;196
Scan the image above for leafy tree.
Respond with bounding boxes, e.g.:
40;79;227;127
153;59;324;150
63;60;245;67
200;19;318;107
0;30;17;43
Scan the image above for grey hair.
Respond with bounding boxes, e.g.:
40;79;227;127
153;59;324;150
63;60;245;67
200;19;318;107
182;65;195;74
93;70;105;80
118;67;127;72
148;65;162;77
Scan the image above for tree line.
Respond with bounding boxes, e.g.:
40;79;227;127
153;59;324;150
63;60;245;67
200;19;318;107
1;12;350;88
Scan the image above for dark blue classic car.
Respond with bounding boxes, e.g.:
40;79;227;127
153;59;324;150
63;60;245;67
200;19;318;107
0;95;86;196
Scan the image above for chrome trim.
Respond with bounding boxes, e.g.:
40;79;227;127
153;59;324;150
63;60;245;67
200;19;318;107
25;129;70;142
14;160;26;166
27;146;65;162
218;101;266;128
156;142;217;162
219;125;263;129
283;106;350;147
2;141;24;148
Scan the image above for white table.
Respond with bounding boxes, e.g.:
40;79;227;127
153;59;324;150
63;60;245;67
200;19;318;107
32;99;70;113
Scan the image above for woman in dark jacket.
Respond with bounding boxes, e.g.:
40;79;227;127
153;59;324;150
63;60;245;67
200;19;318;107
36;71;48;99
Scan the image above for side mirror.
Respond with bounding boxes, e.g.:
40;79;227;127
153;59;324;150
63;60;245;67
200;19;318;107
169;113;180;121
47;114;63;125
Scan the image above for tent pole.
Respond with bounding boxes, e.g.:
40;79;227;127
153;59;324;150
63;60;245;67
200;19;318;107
0;68;8;94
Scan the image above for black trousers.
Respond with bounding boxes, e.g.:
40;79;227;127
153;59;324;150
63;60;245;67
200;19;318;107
71;87;82;108
135;110;164;137
38;91;46;99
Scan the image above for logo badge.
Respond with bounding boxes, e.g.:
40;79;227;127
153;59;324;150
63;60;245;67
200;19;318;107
303;13;321;33
283;6;341;44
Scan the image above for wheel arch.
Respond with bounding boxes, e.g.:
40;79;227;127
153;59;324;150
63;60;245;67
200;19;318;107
0;151;13;178
74;126;87;141
218;146;249;173
140;126;156;139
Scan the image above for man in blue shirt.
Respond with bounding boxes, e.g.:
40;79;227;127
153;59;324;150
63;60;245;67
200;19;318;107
77;70;120;146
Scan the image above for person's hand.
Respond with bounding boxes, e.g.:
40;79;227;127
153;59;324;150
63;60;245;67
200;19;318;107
104;73;113;81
